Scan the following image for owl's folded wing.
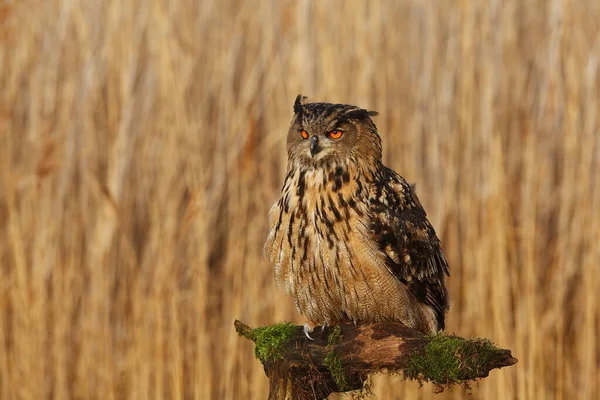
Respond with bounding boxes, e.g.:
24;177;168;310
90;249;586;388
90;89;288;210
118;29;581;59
368;168;450;330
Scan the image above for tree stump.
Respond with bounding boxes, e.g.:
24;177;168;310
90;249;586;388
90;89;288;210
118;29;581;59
235;320;517;400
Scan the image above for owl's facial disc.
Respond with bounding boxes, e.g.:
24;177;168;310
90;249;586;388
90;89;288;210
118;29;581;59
287;98;382;167
307;134;340;162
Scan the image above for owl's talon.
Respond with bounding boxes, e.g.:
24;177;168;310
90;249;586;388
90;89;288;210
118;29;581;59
320;323;328;340
303;322;315;340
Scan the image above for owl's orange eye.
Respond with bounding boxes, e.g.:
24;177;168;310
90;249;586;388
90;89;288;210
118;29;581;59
300;130;309;139
329;130;343;139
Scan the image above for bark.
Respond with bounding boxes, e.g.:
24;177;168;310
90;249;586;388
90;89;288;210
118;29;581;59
235;320;518;400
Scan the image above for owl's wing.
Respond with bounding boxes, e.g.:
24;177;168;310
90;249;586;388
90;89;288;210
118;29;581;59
368;167;450;330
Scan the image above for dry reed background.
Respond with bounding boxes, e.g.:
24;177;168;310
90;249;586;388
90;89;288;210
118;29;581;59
1;0;599;399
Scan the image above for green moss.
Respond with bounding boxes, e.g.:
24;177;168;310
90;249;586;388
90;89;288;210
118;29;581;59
405;334;504;388
327;325;342;347
324;352;348;390
322;326;349;391
251;322;297;363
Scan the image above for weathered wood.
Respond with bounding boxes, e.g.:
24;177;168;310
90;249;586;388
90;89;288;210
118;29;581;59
235;320;517;400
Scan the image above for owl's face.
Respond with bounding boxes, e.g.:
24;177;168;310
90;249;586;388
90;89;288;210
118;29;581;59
286;95;382;166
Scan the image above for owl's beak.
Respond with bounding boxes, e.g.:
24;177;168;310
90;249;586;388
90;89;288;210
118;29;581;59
310;136;320;157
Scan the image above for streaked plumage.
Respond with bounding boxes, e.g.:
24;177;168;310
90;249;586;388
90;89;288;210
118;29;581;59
264;95;449;334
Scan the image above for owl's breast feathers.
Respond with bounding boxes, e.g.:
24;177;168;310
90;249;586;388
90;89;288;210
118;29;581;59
264;161;368;297
264;160;449;332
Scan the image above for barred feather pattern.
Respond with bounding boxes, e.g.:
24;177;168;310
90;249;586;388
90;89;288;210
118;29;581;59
264;158;449;333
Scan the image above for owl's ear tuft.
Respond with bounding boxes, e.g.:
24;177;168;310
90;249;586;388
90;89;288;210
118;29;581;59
294;95;308;114
346;108;379;121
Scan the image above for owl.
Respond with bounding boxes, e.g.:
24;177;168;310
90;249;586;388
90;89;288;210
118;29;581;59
264;95;449;339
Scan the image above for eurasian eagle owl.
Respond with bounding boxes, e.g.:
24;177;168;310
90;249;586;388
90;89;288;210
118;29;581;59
264;95;449;338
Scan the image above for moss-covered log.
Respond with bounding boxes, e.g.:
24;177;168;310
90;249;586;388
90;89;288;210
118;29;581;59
234;320;517;400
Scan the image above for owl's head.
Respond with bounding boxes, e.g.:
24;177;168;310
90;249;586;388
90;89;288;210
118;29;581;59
287;95;382;166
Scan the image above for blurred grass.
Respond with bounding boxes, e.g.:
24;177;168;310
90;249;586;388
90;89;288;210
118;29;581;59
0;0;599;399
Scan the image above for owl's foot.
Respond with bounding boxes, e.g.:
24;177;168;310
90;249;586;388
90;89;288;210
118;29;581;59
303;321;316;340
